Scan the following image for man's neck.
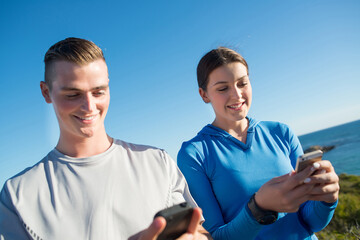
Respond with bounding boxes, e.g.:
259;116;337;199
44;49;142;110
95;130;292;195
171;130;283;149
55;132;113;158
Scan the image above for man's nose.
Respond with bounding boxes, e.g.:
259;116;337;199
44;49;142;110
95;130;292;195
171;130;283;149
81;94;96;112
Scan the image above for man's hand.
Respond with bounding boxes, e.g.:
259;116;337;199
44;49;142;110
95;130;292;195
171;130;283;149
128;208;212;240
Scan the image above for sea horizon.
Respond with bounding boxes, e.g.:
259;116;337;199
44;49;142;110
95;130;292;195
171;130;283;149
298;119;360;176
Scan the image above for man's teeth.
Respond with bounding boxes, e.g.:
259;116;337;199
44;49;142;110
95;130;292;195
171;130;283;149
79;116;95;120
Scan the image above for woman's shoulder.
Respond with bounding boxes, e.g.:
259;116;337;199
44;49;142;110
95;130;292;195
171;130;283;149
180;133;205;153
183;123;230;142
256;119;291;132
179;125;217;155
254;119;297;142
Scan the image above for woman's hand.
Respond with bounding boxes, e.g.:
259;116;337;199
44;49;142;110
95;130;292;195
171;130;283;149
254;163;320;213
304;160;340;203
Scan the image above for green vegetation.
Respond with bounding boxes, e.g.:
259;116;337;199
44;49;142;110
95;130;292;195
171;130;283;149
316;174;360;240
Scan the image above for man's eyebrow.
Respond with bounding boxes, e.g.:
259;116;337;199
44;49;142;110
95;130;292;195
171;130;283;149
92;85;109;90
61;85;109;91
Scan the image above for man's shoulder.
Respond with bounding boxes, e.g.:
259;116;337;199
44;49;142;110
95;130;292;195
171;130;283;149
2;155;50;200
112;139;179;186
113;139;172;165
113;139;168;158
114;139;164;153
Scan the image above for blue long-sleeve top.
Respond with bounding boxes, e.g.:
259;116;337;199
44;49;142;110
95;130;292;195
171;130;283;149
177;117;337;240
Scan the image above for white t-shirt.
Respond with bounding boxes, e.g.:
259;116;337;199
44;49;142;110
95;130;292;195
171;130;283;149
0;139;197;240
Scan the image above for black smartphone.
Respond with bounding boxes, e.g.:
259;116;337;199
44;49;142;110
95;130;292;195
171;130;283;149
154;202;194;240
295;150;323;173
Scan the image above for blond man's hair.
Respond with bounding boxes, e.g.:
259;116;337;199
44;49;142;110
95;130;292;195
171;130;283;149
44;37;105;90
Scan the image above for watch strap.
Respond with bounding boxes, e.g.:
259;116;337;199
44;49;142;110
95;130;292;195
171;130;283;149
247;193;278;225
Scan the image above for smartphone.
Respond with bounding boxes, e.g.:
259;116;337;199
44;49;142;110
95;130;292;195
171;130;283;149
295;150;323;173
154;202;194;240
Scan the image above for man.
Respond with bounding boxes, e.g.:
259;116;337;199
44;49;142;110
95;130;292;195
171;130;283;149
0;37;209;240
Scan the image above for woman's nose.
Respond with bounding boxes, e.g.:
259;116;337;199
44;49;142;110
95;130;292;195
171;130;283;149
231;86;242;98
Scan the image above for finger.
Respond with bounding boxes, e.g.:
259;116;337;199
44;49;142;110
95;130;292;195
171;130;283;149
286;164;319;189
187;208;202;234
316;160;334;172
176;233;194;240
141;217;167;240
283;183;314;207
270;171;293;183
306;172;339;185
308;183;340;195
308;192;339;203
176;208;202;240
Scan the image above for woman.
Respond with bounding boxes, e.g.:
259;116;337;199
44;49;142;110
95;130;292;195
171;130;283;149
177;47;339;240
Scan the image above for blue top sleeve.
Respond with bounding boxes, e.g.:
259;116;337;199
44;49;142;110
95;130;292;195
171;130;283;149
178;143;262;240
177;119;338;240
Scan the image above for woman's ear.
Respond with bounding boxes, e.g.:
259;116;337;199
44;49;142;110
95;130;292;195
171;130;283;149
40;81;52;103
199;88;210;103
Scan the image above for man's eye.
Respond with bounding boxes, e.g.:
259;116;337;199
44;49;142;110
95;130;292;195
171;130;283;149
93;91;105;96
66;93;80;98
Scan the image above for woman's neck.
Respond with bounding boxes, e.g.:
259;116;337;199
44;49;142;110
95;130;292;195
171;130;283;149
212;117;249;143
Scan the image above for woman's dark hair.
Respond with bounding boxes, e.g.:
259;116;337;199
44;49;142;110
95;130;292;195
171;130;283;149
197;47;249;90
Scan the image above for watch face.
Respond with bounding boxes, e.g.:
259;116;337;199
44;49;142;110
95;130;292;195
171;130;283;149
258;214;277;225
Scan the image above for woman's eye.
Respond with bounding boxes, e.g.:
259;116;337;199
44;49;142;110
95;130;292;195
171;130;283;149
218;87;228;92
238;82;248;87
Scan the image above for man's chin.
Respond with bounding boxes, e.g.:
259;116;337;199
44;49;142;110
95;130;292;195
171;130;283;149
80;128;95;138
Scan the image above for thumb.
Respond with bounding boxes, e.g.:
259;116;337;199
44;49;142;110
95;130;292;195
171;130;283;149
187;208;202;234
269;171;293;183
142;217;167;240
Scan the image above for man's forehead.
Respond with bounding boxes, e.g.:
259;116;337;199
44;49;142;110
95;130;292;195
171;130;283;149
49;58;107;75
49;59;109;89
52;59;107;70
52;82;110;93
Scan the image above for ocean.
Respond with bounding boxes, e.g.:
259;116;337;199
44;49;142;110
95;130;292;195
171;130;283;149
298;119;360;176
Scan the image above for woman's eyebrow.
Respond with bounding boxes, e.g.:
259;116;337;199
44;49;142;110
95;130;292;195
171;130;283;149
237;75;249;81
212;81;228;87
211;75;248;87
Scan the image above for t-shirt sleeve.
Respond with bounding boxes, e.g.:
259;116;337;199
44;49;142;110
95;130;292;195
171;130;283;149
161;150;198;209
0;183;30;239
177;142;262;240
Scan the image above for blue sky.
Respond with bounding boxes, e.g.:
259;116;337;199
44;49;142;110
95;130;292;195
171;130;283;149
0;0;359;187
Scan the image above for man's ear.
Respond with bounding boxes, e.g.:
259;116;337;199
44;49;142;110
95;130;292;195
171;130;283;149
40;81;52;103
199;88;210;103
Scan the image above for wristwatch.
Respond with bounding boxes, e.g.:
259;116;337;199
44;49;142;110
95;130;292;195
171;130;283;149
247;193;278;225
